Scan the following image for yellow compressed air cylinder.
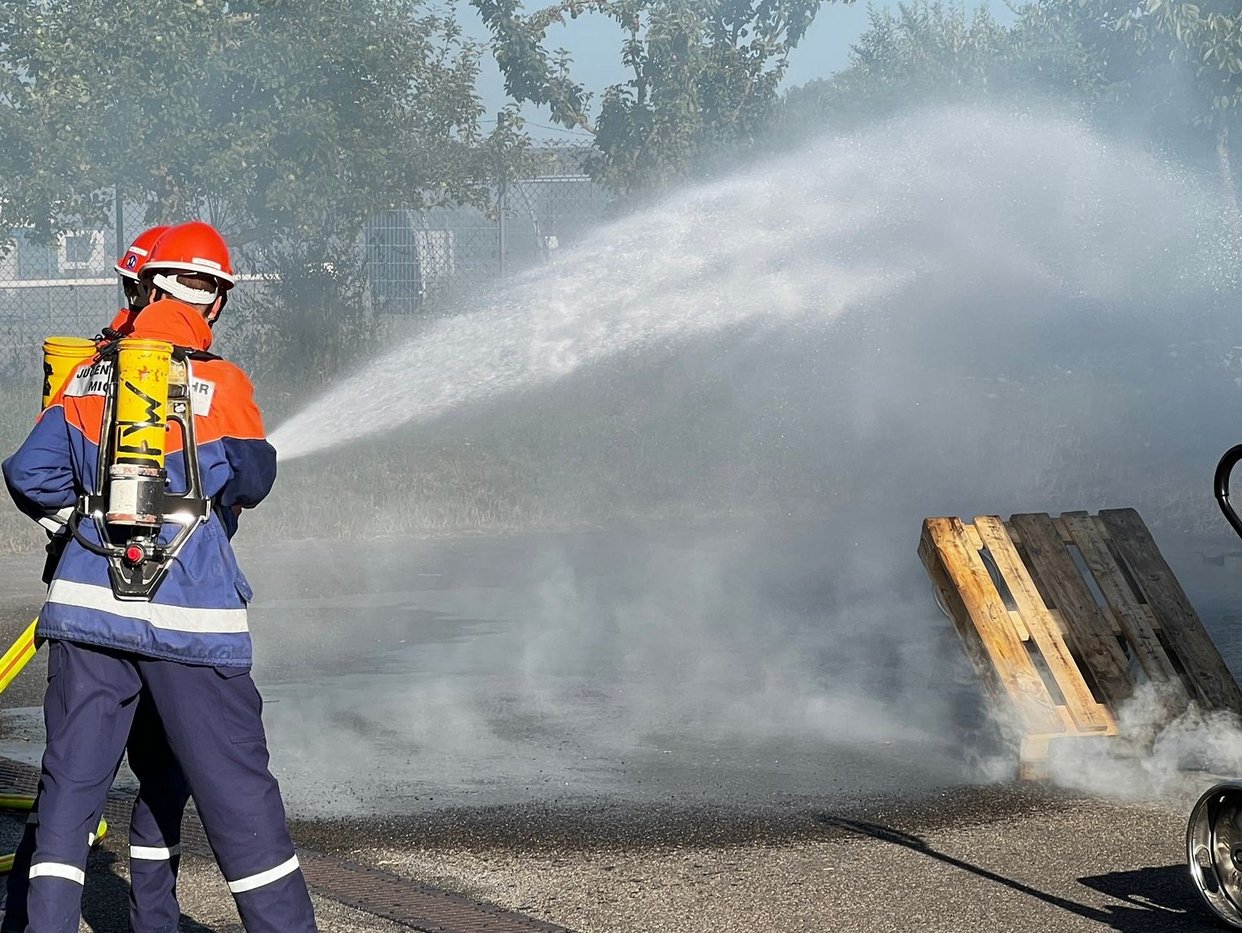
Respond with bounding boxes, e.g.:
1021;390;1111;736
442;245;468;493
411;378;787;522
108;338;172;527
40;336;96;411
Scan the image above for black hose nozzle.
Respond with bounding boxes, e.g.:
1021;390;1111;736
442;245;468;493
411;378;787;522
1214;444;1242;542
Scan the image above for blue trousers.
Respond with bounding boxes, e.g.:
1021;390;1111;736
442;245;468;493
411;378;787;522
3;698;190;933
22;640;317;933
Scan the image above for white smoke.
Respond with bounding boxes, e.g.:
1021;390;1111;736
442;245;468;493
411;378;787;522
1045;684;1242;800
250;107;1242;814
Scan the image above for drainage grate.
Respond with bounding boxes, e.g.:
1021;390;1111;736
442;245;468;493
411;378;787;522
0;757;576;933
297;851;574;932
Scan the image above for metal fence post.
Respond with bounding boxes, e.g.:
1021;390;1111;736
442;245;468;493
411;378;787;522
498;177;508;279
497;112;508;279
113;185;124;310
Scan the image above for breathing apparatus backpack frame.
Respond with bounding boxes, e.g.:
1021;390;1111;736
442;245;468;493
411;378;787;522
65;337;212;601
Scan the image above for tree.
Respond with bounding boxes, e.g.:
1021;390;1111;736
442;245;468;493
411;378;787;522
781;1;1018;131
0;0;522;377
778;0;1234;196
472;0;841;195
1121;1;1242;206
780;1;1168;130
0;0;499;240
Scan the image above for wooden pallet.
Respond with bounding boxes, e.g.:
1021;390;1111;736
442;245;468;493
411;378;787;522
919;508;1242;778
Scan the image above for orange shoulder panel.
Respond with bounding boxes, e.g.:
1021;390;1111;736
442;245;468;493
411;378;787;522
62;395;107;444
187;358;267;445
50;359;106;442
44;356;265;452
108;307;139;337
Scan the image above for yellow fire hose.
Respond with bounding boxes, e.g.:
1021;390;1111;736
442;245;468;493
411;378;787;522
0;336;144;872
0;620;108;873
0;619;39;696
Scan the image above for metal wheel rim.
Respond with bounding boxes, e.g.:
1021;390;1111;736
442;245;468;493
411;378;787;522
1188;783;1242;928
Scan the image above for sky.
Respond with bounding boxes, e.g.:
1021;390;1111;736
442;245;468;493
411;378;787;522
458;0;1018;140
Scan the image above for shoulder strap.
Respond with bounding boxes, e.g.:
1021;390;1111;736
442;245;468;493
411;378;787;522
185;348;222;362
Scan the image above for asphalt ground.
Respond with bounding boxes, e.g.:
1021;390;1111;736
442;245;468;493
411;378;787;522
0;781;1219;932
305;785;1209;933
0;525;1234;931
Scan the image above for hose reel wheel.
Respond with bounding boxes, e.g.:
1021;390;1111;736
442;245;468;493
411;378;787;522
1188;782;1242;928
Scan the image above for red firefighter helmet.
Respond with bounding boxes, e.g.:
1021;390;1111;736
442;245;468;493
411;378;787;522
114;225;171;281
141;220;236;288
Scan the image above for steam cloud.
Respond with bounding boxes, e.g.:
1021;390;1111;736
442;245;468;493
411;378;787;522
254;108;1242;814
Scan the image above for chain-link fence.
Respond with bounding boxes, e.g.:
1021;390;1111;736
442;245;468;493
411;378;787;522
0;223;130;381
0;144;609;383
363;145;608;314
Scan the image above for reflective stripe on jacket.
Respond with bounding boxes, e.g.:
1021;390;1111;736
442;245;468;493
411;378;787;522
2;299;276;667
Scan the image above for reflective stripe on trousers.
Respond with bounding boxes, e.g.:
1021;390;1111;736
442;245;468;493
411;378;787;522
130;844;181;860
228;854;301;893
28;862;84;884
25;641;317;933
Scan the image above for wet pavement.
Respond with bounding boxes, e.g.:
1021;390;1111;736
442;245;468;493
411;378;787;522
320;786;1206;933
245;521;989;816
0;519;1236;929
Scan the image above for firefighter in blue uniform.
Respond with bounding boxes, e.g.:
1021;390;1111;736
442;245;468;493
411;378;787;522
2;221;317;932
2;224;197;933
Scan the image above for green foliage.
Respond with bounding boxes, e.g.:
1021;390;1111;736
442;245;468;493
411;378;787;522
782;1;1017;128
227;236;376;383
0;0;499;241
1121;2;1242;137
0;0;527;380
472;0;841;195
1121;2;1242;204
781;1;1166;130
780;0;1242;197
1130;0;1242;85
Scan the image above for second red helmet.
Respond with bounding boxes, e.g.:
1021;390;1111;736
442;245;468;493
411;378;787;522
115;225;171;281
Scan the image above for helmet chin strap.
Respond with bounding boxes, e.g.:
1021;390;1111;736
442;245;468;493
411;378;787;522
151;272;220;308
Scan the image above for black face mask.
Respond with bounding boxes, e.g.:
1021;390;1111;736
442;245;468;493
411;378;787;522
122;277;151;312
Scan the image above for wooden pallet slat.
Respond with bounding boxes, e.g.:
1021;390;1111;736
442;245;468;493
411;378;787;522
1058;511;1187;703
1006;512;1133;710
919;517;1063;736
972;515;1113;734
922;507;1242;779
1098;508;1242;717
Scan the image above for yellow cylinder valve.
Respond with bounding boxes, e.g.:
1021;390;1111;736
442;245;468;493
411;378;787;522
41;336;97;411
108;338;172;527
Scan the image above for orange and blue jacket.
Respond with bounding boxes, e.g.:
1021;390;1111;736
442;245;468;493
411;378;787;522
106;306;139;338
2;298;276;667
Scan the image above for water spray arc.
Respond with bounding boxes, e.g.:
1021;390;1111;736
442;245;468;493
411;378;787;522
255;108;1242;819
269;108;1232;468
